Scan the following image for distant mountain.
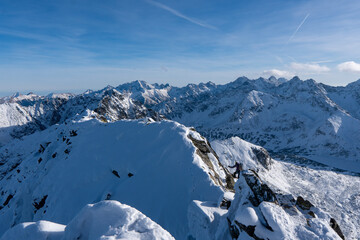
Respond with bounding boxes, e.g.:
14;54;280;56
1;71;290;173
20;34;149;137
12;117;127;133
1;76;359;172
1;76;359;239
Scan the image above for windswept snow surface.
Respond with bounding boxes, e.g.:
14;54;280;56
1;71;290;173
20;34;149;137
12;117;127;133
1;200;174;240
0;119;226;239
212;137;360;239
0;221;65;240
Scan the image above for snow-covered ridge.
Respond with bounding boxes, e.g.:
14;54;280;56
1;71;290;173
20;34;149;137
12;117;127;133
1;200;174;240
211;137;357;239
0;117;358;239
0;119;231;239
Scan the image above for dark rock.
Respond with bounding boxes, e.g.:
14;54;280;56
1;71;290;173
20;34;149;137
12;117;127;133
187;134;234;191
234;220;264;240
38;157;43;163
106;193;111;200
128;173;134;177
226;175;235;190
188;135;210;154
38;144;45;153
242;170;277;207
227;218;239;239
52;153;57;158
308;211;315;218
70;130;78;137
220;198;231;209
8;162;20;173
251;147;272;169
296;196;313;210
3;194;13;206
112;170;120;178
33;195;48;210
16;169;20;173
330;218;345;240
64;149;70;154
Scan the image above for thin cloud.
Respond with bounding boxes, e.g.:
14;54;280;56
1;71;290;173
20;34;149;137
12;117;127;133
290;62;330;73
146;0;217;30
287;13;310;44
263;69;294;78
337;61;360;72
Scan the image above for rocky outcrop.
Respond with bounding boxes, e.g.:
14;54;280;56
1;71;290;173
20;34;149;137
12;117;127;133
222;169;344;240
187;134;234;191
242;170;277;207
330;218;345;240
296;196;313;211
251;147;272;169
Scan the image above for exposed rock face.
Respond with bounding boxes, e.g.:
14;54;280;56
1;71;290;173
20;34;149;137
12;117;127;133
234;221;264;240
330;218;345;240
219;169;345;240
94;89;149;121
187;134;234;191
296;196;313;211
242;170;277;207
251;147;272;169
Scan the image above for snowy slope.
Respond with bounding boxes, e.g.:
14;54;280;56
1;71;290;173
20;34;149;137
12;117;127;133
0;87;154;147
2;77;360;172
212;137;359;239
163;77;360;172
1;200;174;240
322;79;360;120
0;119;232;239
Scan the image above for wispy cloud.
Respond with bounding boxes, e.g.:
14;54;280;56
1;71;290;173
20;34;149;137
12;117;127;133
146;0;217;30
286;13;310;44
290;62;330;73
337;61;360;72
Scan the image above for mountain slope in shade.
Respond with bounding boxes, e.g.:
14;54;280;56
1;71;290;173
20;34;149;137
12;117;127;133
1;200;174;240
0;119;232;239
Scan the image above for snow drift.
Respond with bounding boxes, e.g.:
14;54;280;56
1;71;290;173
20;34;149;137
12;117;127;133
1;200;174;240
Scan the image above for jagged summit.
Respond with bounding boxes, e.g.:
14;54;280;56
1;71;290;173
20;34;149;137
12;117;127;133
1;77;360;172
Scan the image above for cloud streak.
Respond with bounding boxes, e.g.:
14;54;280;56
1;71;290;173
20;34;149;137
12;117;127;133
290;62;330;73
146;0;217;30
287;13;310;44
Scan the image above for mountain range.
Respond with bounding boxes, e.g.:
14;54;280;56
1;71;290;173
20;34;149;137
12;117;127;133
0;76;359;239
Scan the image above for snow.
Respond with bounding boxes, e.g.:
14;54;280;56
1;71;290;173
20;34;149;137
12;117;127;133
0;221;65;240
212;136;359;239
234;207;259;226
1;77;360;239
258;201;294;239
1;77;360;172
0;119;225;239
1;200;174;240
63;200;174;240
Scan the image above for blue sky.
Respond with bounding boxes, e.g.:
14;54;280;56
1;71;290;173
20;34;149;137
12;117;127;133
1;0;360;95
